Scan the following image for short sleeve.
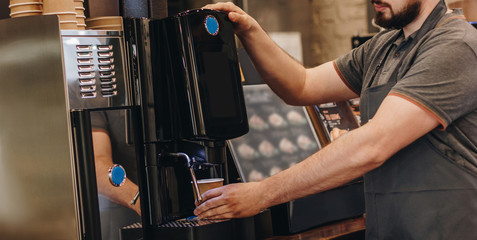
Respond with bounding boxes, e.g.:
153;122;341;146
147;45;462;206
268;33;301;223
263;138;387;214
333;45;367;95
90;111;109;132
390;35;477;129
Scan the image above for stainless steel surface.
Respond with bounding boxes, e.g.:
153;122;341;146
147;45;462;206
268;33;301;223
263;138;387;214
62;30;133;110
0;16;79;239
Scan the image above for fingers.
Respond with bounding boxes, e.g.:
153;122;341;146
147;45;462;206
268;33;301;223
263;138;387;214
195;203;234;220
201;2;255;35
227;12;244;24
194;189;219;207
193;183;263;220
193;191;226;217
200;186;223;203
203;2;245;14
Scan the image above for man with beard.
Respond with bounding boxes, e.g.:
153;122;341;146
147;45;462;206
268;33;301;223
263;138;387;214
195;0;477;238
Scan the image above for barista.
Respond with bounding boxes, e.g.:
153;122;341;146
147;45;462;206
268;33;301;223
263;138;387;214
195;1;477;239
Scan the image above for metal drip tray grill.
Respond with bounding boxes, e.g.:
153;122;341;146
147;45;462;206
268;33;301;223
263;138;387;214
161;218;224;228
123;222;142;229
123;218;226;229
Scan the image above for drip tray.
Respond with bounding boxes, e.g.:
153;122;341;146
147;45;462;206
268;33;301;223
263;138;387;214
120;210;272;240
121;219;234;240
159;218;226;228
122;218;224;229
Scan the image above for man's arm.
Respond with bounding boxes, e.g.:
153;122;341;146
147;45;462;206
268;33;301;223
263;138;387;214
92;130;141;215
194;95;439;219
204;2;358;105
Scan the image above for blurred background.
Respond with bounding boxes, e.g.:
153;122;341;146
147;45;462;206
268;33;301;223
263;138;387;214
0;0;475;67
167;0;477;67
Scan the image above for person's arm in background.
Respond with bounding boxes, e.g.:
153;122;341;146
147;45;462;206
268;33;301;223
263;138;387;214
92;129;141;216
204;2;358;105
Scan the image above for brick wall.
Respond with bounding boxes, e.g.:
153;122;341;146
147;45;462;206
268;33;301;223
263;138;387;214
310;0;368;65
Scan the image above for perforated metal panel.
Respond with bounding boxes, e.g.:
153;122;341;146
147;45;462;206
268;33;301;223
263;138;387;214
62;30;133;110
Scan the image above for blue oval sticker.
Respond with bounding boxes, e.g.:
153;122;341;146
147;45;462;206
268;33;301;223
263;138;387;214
109;164;126;187
205;15;219;36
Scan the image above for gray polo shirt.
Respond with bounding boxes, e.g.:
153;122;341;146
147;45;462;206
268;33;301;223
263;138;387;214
334;9;477;174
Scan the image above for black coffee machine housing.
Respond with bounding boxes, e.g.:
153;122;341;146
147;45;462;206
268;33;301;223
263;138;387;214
151;10;249;142
133;9;253;239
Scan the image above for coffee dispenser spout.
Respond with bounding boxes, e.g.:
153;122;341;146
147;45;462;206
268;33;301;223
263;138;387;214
163;152;203;202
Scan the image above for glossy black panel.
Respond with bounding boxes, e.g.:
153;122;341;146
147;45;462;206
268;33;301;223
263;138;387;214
149;9;249;141
71;110;102;240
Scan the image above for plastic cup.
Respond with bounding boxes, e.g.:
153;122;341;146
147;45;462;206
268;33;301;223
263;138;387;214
10;9;42;18
191;178;224;202
43;0;75;15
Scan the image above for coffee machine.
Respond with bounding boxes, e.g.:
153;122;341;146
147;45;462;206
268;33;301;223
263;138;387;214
0;14;139;239
122;9;272;240
0;6;272;239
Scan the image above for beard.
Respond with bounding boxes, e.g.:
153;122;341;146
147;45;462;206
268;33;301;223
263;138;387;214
373;0;422;29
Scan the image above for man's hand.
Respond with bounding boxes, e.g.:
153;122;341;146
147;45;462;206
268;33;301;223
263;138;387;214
193;182;267;219
203;2;258;36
